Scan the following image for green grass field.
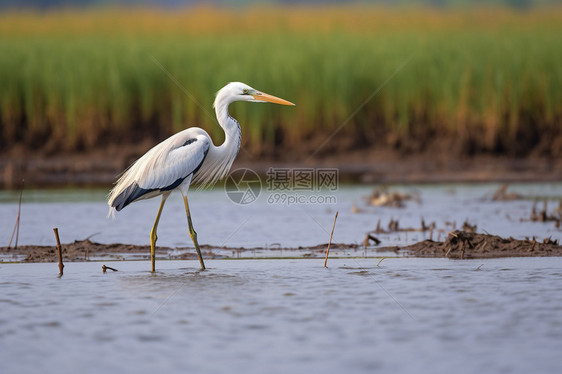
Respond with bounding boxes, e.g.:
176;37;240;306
0;6;561;156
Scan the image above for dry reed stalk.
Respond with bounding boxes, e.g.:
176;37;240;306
8;180;24;249
324;211;339;268
53;228;64;277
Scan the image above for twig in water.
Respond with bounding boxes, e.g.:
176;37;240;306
363;233;381;248
324;211;339;268
377;257;386;267
8;179;24;249
375;219;381;234
53;228;64;277
83;232;101;241
102;265;118;273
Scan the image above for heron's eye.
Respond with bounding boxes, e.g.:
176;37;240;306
243;89;249;94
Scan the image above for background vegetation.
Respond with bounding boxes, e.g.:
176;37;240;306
0;6;561;158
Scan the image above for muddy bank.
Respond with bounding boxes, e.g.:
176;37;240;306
399;231;561;259
2;231;560;263
2;145;562;188
0;240;235;263
0;240;364;263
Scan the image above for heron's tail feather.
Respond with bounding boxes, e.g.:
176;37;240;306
107;206;117;220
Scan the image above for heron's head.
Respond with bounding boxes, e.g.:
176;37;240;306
214;82;295;107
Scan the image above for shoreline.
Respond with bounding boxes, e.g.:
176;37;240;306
2;148;562;188
2;231;560;263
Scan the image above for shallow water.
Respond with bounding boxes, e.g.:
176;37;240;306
0;183;560;252
1;258;561;373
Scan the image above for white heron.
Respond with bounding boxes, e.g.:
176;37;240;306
107;82;294;272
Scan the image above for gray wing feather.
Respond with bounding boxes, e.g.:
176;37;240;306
108;131;210;211
139;136;210;190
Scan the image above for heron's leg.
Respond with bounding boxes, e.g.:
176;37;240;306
183;195;206;270
150;194;168;272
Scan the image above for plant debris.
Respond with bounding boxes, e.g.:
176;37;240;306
102;265;118;273
370;218;436;235
402;230;561;259
523;200;561;228
364;187;419;208
363;233;381;248
461;220;477;233
491;184;523;201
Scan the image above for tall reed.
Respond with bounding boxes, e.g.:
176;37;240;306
0;6;560;156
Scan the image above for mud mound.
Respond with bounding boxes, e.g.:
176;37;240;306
403;230;561;259
0;239;257;263
1;239;170;263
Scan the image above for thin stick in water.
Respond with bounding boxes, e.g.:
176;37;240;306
324;211;339;268
8;217;17;249
53;228;64;277
102;265;118;273
8;179;24;249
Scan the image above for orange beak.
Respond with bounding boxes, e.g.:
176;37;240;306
252;92;295;106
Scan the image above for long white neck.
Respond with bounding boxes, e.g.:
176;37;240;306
191;91;242;187
214;95;242;153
